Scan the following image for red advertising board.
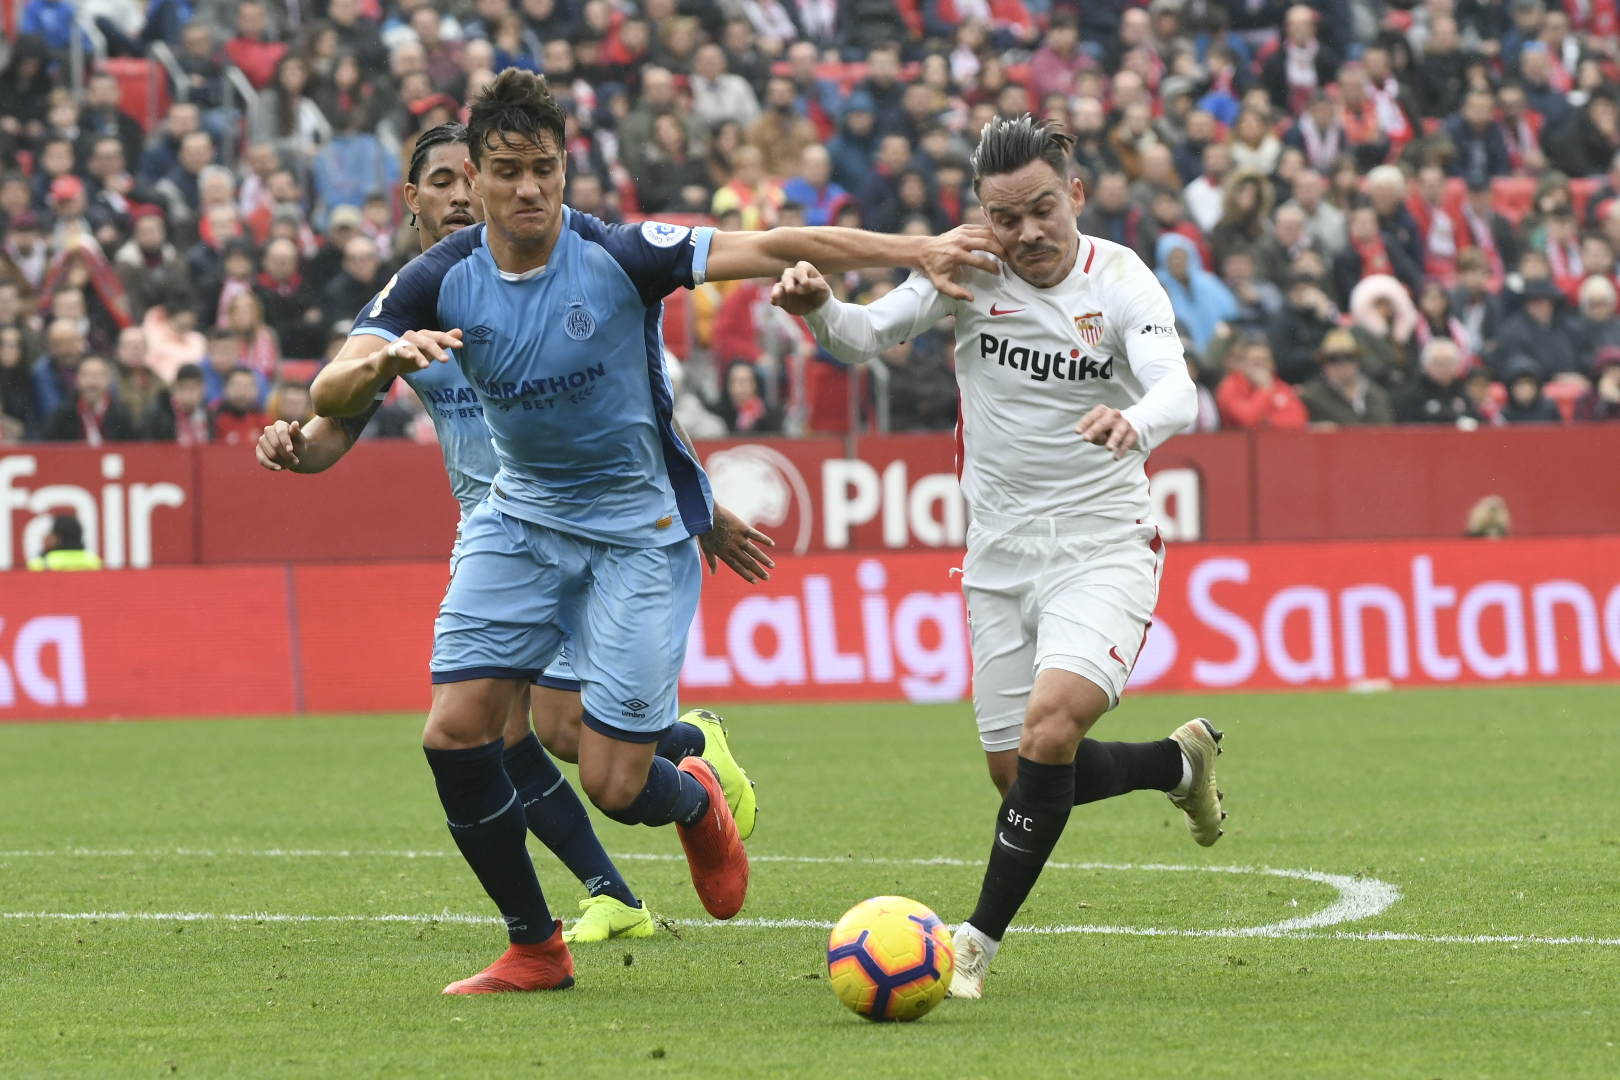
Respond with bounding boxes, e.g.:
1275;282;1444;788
5;537;1620;722
0;445;196;570
1135;536;1620;693
1251;426;1620;540
6;427;1620;565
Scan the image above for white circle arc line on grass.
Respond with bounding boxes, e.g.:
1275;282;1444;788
4;849;1614;946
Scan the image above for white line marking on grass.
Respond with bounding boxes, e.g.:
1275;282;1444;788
5;850;1611;946
4;911;1619;948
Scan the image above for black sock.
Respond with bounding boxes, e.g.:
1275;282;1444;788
966;756;1074;942
502;733;639;908
599;755;709;828
1072;738;1184;804
425;740;554;944
655;720;706;764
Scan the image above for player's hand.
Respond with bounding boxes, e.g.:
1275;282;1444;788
918;225;1004;303
1076;405;1140;460
771;261;832;316
700;504;777;583
256;420;307;471
383;328;463;371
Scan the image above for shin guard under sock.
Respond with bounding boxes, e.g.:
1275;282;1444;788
655;720;706;764
425;740;553;944
599;755;709;828
966;756;1075;942
502;733;639;908
1072;738;1185;804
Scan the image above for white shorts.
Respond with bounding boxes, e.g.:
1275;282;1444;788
962;516;1164;754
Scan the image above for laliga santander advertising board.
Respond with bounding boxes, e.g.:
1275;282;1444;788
5;537;1620;721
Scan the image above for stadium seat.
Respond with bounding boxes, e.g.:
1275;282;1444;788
1543;379;1584;422
1570;176;1602;222
1491;176;1536;225
278;359;322;384
103;58;170;133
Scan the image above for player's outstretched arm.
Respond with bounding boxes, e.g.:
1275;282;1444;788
311;329;463;417
256;399;385;474
705;225;1002;302
770;262;943;362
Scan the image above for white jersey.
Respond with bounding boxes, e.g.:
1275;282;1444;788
804;234;1196;523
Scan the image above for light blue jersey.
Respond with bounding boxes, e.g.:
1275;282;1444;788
350;210;716;547
398;361;499;517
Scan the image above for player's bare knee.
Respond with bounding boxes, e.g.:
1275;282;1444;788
580;769;641;813
424;680;519;750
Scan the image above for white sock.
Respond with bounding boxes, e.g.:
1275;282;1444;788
959;920;1001;961
1170;751;1193;797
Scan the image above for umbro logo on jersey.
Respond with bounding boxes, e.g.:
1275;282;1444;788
989;304;1024;316
466;324;495;345
621;697;650;718
980;332;1114;384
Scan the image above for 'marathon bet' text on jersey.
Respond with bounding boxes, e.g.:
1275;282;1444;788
805;234;1197;524
350;209;718;547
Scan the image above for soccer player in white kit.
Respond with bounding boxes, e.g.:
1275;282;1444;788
772;116;1228;1000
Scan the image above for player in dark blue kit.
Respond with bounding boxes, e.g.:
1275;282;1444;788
312;71;1000;994
256;123;772;946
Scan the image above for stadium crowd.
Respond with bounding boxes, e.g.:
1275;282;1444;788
2;0;1620;448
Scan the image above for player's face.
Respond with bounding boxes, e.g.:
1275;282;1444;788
978;161;1083;289
469;130;566;249
409;142;482;247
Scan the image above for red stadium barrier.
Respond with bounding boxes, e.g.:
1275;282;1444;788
6;426;1620;568
5;538;1620;722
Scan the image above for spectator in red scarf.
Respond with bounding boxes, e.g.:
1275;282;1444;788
41;356;137;444
1262;6;1340;116
211;365;270;446
715;360;781;434
255;237;324;360
1216;336;1308;430
142;361;211;443
1497;84;1547;177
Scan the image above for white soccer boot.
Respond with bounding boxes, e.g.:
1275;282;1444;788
945;922;998;1000
1167;718;1226;847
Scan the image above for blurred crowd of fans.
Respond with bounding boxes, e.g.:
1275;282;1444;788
3;0;1620;449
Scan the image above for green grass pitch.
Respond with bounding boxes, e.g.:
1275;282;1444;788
3;687;1619;1079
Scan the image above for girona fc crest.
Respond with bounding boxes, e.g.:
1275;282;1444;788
1074;311;1104;346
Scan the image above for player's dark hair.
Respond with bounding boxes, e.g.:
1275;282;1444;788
466;69;567;168
408;121;468;186
971;114;1076;194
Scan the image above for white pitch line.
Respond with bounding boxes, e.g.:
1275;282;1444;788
3;911;1618;948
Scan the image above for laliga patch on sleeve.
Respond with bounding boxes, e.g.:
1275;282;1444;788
641;221;691;248
369;274;398;317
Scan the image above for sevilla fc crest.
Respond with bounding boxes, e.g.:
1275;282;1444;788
1074;311;1104;346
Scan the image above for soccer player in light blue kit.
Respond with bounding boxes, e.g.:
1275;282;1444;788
312;71;1000;994
256;123;776;946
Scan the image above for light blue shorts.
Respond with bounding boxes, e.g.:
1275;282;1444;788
453;511;580;693
432;501;701;741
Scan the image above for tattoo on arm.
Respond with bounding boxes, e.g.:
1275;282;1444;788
337;397;386;445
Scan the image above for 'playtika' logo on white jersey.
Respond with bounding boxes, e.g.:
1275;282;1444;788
978;332;1114;384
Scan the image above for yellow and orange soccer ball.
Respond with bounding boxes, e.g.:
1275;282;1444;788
826;896;954;1022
